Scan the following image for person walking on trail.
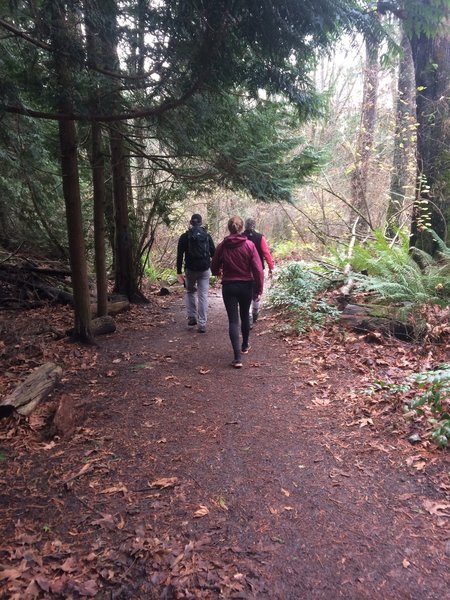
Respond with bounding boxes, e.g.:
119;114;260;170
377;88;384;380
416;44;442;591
211;216;264;369
243;217;274;324
177;213;215;333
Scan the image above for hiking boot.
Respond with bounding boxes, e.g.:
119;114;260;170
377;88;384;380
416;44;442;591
231;359;243;369
187;317;197;326
197;325;206;333
241;345;251;354
252;312;259;323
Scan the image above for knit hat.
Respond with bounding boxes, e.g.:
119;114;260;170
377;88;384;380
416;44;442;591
190;213;202;225
245;217;256;231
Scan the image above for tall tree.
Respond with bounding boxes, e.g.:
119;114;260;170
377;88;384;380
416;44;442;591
378;0;450;252
51;0;93;343
386;31;417;234
409;10;450;252
350;34;380;237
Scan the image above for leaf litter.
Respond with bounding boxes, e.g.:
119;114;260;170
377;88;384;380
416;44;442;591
0;292;449;598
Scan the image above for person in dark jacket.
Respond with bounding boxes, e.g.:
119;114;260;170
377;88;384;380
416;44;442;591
211;216;264;368
177;214;215;333
243;217;274;324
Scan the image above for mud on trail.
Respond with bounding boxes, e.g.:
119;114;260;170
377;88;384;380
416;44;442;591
0;289;449;599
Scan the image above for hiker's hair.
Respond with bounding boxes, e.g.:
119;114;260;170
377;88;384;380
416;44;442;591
227;216;243;234
245;217;256;231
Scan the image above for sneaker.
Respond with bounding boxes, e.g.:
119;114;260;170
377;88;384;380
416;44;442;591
252;312;259;323
231;359;243;369
187;317;197;326
197;325;206;333
241;346;251;354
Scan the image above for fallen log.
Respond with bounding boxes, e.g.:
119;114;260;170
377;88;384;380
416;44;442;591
66;315;117;338
91;315;117;335
0;271;74;305
340;304;415;341
0;362;62;416
90;300;129;318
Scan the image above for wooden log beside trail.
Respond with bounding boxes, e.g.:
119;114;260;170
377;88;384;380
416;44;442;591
0;362;62;416
340;304;415;341
91;315;117;335
90;300;129;318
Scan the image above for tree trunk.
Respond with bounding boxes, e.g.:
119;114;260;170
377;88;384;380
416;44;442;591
410;15;450;253
91;122;109;316
51;1;93;343
386;31;416;235
109;124;140;300
350;37;379;237
98;0;141;302
85;2;109;318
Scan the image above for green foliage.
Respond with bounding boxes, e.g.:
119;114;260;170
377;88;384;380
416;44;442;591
400;0;450;38
407;364;450;448
156;96;323;203
267;261;340;333
143;261;177;285
271;240;299;261
346;229;450;312
363;364;450;447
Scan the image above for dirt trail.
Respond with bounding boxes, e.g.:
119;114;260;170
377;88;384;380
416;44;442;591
0;290;449;599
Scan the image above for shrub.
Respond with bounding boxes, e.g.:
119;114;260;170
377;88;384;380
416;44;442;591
406;364;450;448
267;261;339;333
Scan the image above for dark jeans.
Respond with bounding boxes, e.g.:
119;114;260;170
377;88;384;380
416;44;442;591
222;281;253;361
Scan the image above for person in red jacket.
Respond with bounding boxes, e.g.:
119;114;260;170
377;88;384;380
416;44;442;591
211;216;264;368
243;217;274;325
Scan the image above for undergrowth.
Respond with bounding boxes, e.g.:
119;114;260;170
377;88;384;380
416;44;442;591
267;261;340;333
365;364;450;448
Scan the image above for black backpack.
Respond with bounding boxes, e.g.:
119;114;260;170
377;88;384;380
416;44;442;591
187;226;210;270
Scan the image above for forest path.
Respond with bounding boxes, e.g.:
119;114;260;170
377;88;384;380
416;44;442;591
0;289;449;599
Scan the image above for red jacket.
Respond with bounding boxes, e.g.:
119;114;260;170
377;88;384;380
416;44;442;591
211;234;264;297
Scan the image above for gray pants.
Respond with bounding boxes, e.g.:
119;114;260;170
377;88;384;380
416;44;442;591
185;268;211;326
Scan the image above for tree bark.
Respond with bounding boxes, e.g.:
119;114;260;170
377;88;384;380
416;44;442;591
350;37;379;237
1;362;62;416
386;31;416;235
410;14;450;253
51;1;93;343
98;0;141;302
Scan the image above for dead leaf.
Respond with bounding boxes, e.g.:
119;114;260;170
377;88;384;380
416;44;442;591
413;461;426;471
60;556;77;573
72;579;99;597
117;514;126;530
193;505;209;518
199;367;210;374
281;488;290;497
422;499;450;517
99;484;128;495
311;397;331;406
402;559;411;569
0;563;27;581
91;513;115;529
42;441;56;450
148;477;178;489
157;437;167;444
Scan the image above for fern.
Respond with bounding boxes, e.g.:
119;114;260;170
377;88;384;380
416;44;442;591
268;261;339;333
347;229;450;311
